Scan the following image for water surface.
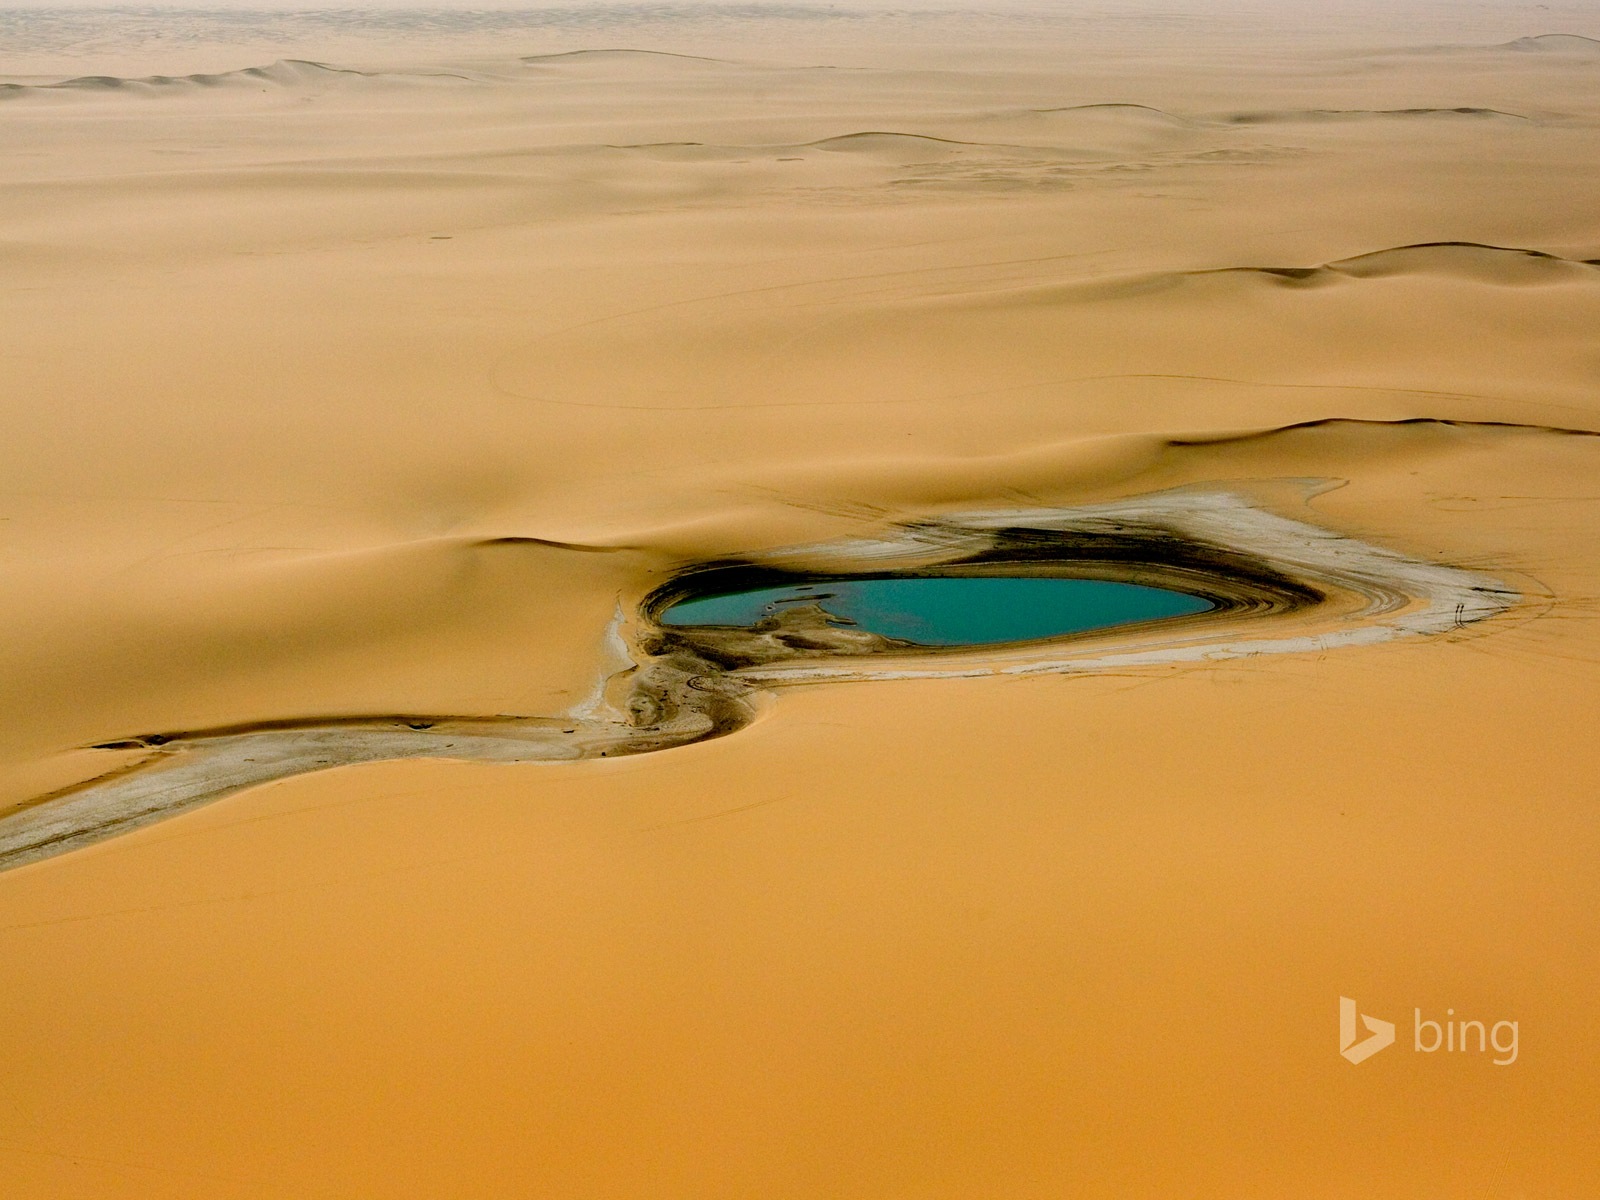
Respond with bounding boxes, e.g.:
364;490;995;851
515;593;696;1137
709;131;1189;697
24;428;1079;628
661;576;1212;646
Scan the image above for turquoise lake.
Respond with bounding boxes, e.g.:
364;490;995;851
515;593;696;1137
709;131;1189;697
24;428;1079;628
660;576;1213;647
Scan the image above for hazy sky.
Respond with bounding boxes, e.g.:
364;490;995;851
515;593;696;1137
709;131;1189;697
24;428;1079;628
0;0;1585;11
0;0;1594;25
2;0;1594;78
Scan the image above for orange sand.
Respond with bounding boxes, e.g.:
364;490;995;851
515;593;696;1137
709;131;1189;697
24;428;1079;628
2;4;1598;1194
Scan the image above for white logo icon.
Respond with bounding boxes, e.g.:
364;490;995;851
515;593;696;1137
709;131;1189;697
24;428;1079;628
1339;996;1396;1064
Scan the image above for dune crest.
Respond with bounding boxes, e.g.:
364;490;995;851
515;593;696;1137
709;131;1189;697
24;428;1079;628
1221;106;1529;124
603;131;1047;170
1032;102;1192;124
809;131;983;153
0;57;475;99
521;48;733;64
1193;242;1600;287
517;47;786;75
1500;33;1600;52
1168;415;1600;448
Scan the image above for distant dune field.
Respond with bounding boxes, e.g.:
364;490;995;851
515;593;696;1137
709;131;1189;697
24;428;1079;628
1;3;1598;1196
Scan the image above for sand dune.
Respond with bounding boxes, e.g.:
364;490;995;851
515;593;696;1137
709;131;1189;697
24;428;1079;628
2;9;1599;1197
1220;106;1530;124
520;48;750;70
995;102;1531;135
523;48;731;64
614;131;1020;161
808;131;981;153
0;468;1520;871
6;417;1557;875
1028;102;1198;130
1172;413;1600;446
1501;32;1600;53
502;227;1600;428
0;57;478;100
1198;241;1600;286
968;101;1208;154
1033;102;1191;123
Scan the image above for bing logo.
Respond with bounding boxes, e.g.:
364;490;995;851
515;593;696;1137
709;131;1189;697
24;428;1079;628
1338;996;1519;1065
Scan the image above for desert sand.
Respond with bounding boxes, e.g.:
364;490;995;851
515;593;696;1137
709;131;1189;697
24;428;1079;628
2;1;1599;1195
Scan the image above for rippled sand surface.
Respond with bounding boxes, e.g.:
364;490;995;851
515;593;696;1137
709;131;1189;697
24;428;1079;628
2;2;1599;1194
